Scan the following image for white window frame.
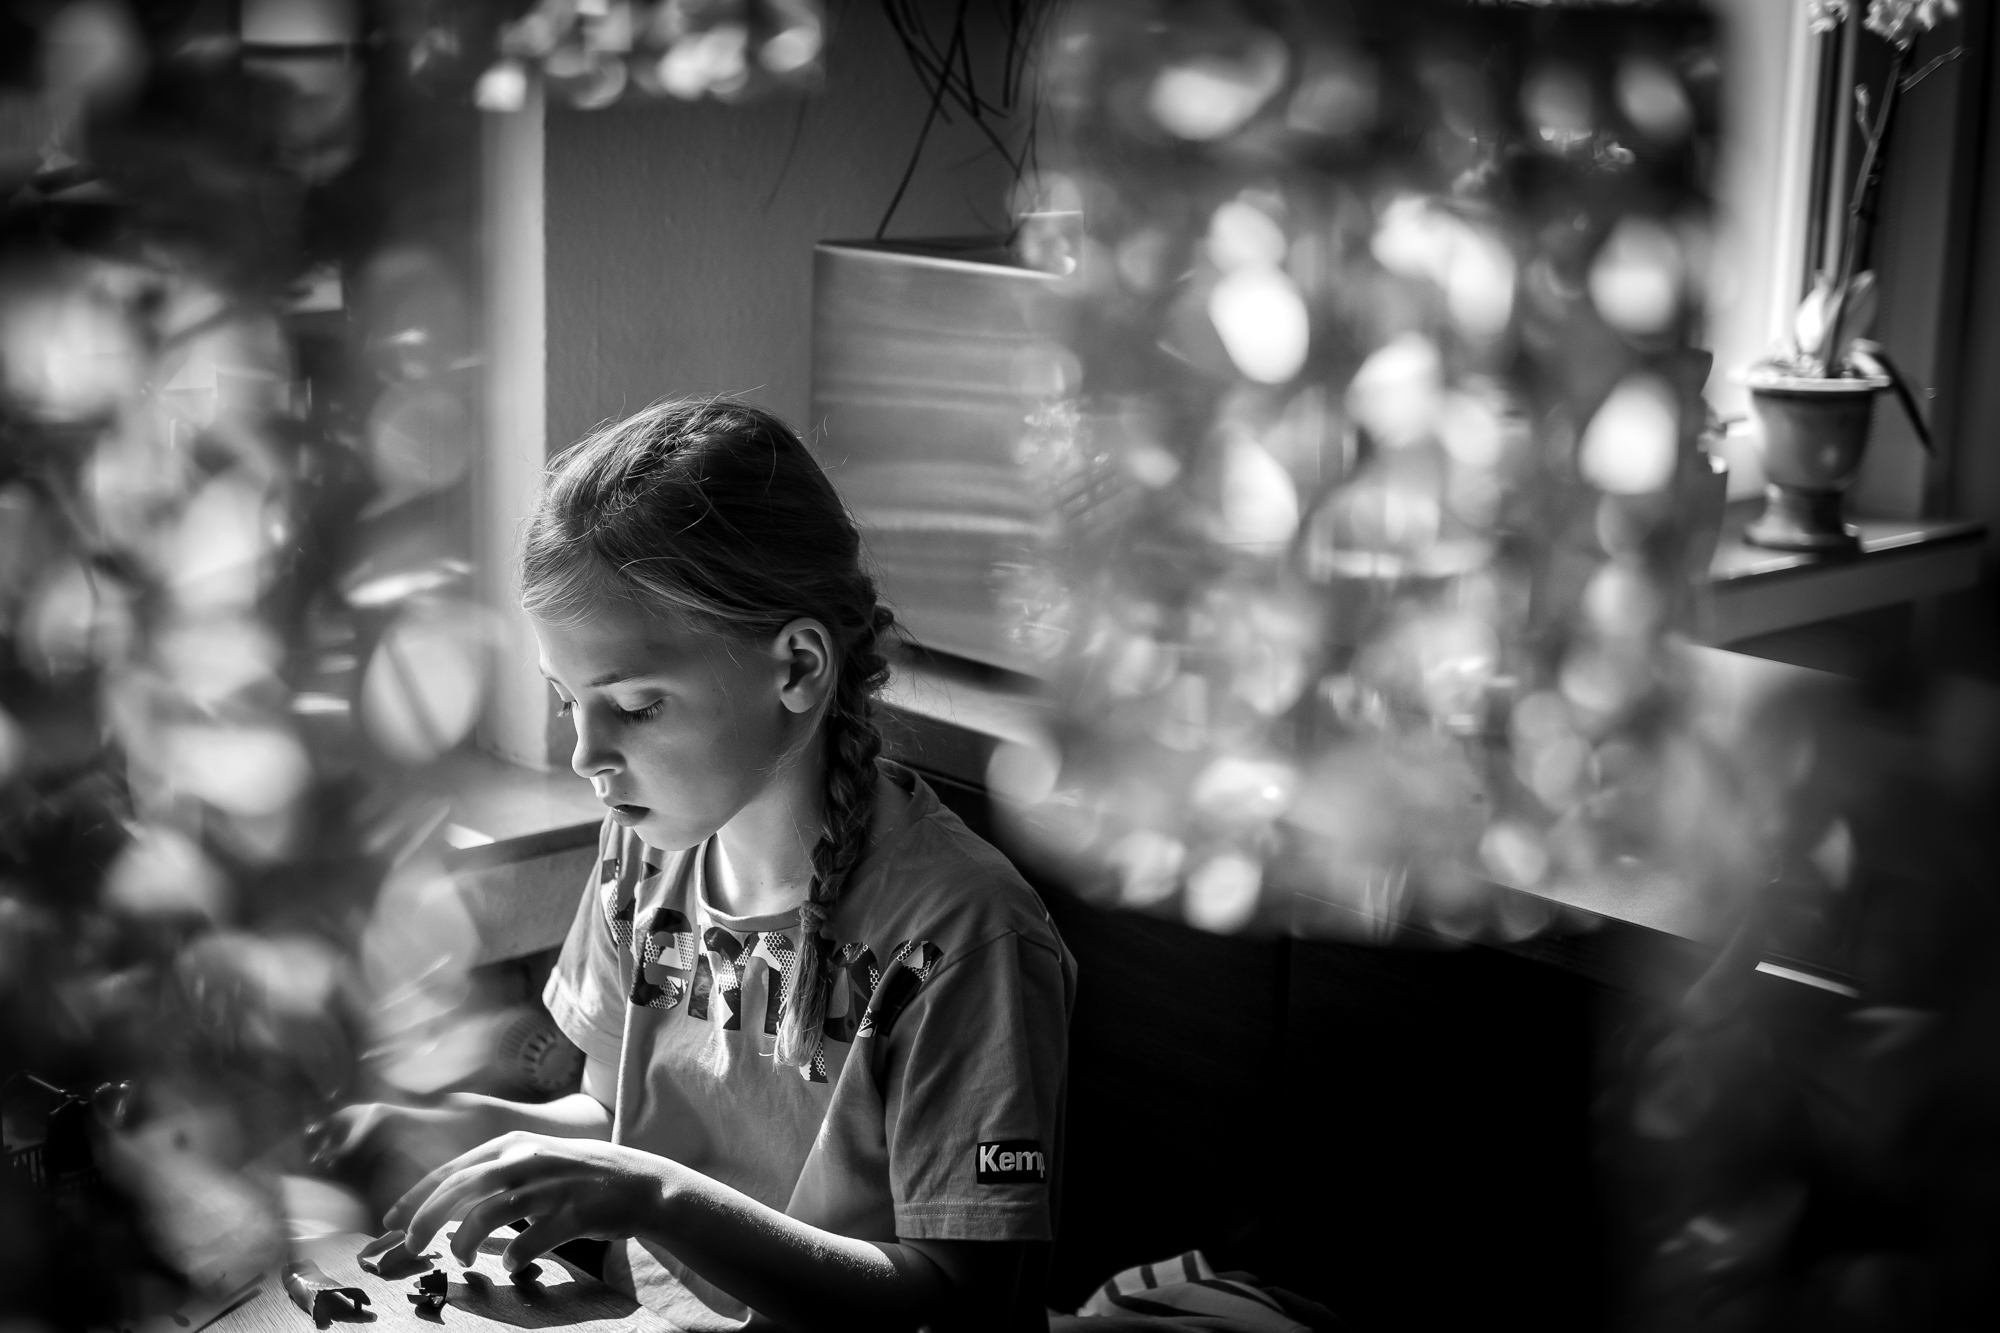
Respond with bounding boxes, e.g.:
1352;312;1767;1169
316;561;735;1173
1707;0;1827;498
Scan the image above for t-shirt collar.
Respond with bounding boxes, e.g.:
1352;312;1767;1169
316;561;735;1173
690;760;934;934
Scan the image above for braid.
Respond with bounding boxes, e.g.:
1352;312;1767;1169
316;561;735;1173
773;605;894;1069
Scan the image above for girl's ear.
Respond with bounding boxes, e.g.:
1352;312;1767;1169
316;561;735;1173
772;618;836;715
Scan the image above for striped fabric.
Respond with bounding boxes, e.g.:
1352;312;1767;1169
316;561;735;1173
1075;1252;1312;1332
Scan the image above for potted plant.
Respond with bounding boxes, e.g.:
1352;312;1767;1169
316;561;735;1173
1744;0;1962;551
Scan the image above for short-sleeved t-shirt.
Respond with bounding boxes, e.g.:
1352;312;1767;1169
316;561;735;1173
543;761;1076;1332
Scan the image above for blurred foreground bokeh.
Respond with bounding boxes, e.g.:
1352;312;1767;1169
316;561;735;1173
0;1;1995;1329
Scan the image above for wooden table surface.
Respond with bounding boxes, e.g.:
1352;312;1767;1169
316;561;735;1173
186;1227;664;1333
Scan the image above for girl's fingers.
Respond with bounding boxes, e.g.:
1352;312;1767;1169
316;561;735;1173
450;1184;557;1268
403;1159;529;1250
500;1213;583;1275
387;1139;518;1235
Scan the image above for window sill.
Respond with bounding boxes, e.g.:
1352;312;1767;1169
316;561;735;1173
1698;500;1984;645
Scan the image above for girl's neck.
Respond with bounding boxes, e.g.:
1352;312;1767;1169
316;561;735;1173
705;748;825;920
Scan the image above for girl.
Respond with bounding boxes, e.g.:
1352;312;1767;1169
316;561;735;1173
314;400;1075;1332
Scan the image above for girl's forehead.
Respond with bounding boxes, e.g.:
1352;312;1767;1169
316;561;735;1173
534;602;738;682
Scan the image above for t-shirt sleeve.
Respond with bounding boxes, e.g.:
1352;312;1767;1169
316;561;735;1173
541;818;628;1068
880;924;1072;1242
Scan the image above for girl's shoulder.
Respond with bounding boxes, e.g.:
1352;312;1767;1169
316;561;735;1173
844;762;1068;966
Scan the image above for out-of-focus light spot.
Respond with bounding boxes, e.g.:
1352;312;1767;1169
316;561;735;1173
761;19;822;75
1015;212;1081;276
1439;392;1504;468
986;737;1061;807
291;692;350;716
1372;196;1515;338
1590;217;1683;335
1185;851;1262;932
1223;609;1310;716
1216;435;1299;547
1583;561;1662;639
360;606;488;765
580;0;632;53
1191;755;1297;824
1446;228;1515;338
1208;200;1288;272
364;864;479;992
377;1010;508;1094
1616;57;1693;142
0;283;139;422
1147;34;1288;141
660;25;748;99
1511;689;1572;746
1579;374;1678;494
1103;631;1176;697
367;384;473;512
43;2;146;104
560;53;628;109
159;618;280;706
342;558;472;609
165;724;310;816
168;477;268;610
1560;646;1640;718
1108;830;1185;907
1208;266;1310;384
184;931;343;1017
1123;438;1181;488
240;0;358;45
475;59;529;112
1524;65;1594;151
24;560;131;675
1405;612;1498;723
1480;821;1549;888
1287;53;1377;138
1526;730;1588;809
1372;195;1448;279
1810;818;1854;889
107;825;229;919
1346;333;1441;448
1012;340;1081;398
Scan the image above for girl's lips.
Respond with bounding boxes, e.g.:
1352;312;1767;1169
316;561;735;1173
608;803;649;825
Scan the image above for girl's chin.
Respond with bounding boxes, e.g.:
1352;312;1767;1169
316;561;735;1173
611;806;713;852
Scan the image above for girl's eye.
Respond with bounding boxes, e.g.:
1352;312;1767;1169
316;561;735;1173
619;701;664;724
554;698;574;718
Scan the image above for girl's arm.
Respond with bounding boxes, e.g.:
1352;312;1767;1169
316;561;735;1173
307;1056;617;1169
386;1132;1027;1333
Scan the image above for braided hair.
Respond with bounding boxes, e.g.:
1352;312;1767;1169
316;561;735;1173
520;398;894;1071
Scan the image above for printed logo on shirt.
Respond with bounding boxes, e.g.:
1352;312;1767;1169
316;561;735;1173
976;1140;1046;1184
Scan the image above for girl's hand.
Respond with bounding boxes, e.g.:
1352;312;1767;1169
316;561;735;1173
385;1131;672;1273
306;1102;476;1172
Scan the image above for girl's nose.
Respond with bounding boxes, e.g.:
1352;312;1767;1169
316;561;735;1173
570;709;621;779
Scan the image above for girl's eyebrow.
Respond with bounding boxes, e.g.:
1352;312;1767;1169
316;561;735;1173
539;666;655;689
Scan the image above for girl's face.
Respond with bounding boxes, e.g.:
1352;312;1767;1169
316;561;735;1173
533;600;823;852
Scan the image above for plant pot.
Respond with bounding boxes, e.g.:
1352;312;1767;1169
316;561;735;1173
1743;371;1889;553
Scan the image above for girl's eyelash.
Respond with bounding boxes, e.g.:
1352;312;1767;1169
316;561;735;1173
552;698;662;722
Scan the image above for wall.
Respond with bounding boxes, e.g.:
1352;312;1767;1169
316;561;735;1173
542;0;1026;449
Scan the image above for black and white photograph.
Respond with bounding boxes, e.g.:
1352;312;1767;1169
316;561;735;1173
0;1;1996;1329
